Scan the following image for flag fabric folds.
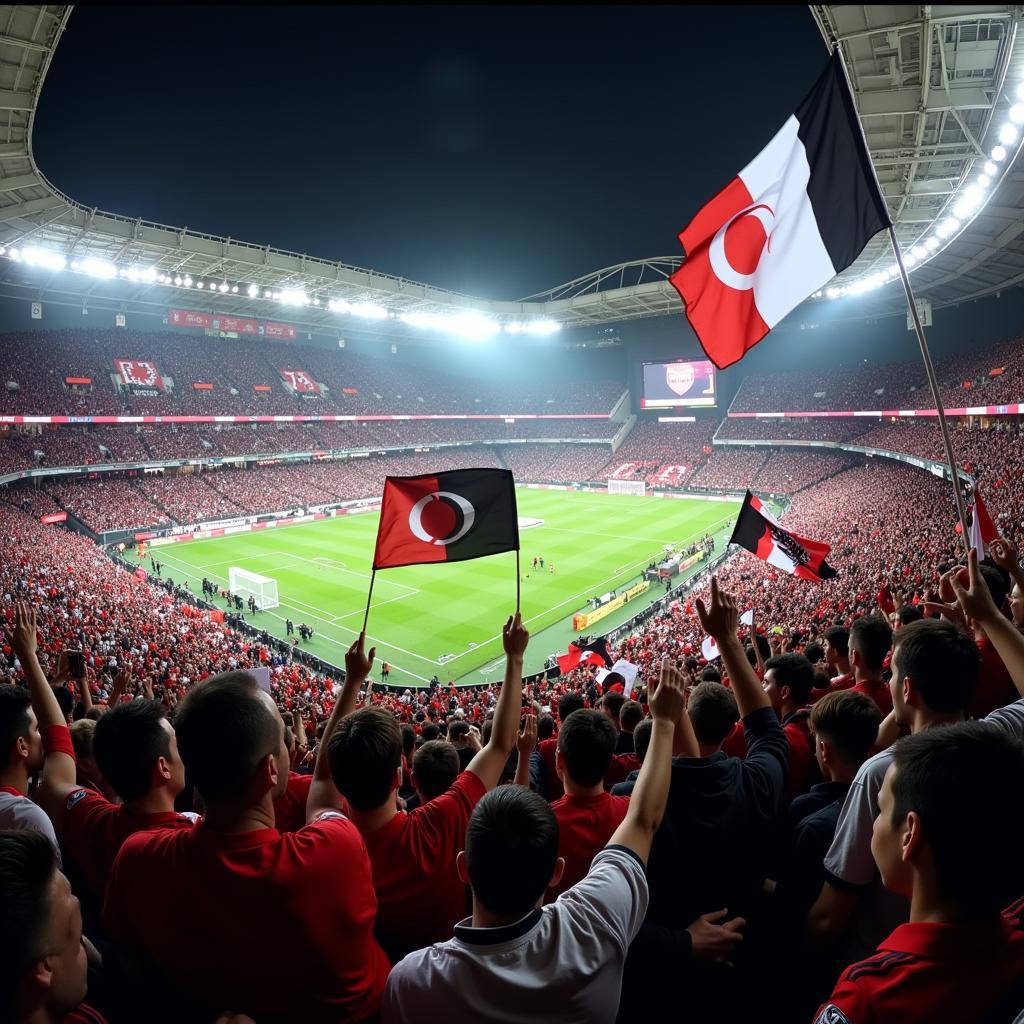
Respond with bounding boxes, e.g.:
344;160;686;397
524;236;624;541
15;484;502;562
556;637;613;675
372;468;519;571
730;491;837;582
968;483;998;559
669;50;891;369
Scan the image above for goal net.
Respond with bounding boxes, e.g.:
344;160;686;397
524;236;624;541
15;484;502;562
228;567;280;610
607;479;645;496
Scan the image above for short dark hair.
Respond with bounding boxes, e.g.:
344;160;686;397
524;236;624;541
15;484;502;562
849;615;893;673
824;626;849;659
557;709;616;786
632;718;654;763
890;723;1024;916
809;690;880;766
537;714;555;741
689;682;739;747
979;563;1010;610
93;699;172;801
557;691;584;723
765;653;814;704
700;666;722;684
401;724;417;758
465;787;559;915
53;686;75;721
420;723;440;743
0;685;32;765
897;604;923;626
0;829;56;1014
447;720;470;744
412;740;459;802
893;619;980;713
328;707;402;811
601;692;625;720
804;642;825;665
619;700;643;731
174;671;279;803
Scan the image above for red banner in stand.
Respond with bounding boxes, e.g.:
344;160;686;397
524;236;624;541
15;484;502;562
215;315;259;336
279;368;320;393
253;384;273;392
169;309;215;329
264;321;297;340
40;511;68;524
113;359;165;390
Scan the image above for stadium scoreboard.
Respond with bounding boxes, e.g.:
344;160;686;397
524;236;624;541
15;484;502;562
640;359;717;409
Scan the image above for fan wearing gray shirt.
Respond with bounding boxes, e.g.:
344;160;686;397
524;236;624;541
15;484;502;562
382;657;691;1024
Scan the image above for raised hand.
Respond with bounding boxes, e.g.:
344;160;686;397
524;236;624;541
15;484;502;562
989;536;1021;574
4;601;38;663
949;548;1000;625
686;909;746;968
344;631;376;682
924;568;970;630
502;612;529;659
648;658;687;724
695;577;739;645
516;713;538;756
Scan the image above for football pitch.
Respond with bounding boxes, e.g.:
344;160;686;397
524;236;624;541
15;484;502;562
133;490;740;689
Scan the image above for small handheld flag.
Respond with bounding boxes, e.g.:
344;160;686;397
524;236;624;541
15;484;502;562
730;491;836;583
669;51;891;369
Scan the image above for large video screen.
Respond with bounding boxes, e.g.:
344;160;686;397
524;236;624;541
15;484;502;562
641;359;717;409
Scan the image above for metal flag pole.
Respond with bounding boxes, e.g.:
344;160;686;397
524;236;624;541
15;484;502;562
832;42;971;550
515;550;521;615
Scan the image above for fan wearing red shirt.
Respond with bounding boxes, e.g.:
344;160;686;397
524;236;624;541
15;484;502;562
810;626;853;702
847;615;894;717
762;653;817;804
547;708;630;900
104;644;390;1024
7;604;194;906
537;691;584;801
816;722;1024;1023
326;613;529;964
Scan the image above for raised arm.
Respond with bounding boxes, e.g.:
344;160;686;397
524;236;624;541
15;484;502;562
697;577;771;718
4;603;78;813
990;536;1024;594
465;613;529;790
951;547;1024;698
306;631;375;821
606;659;686;864
513;713;537;788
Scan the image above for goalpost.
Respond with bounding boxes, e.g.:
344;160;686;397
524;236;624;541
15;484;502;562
228;567;280;610
607;479;646;496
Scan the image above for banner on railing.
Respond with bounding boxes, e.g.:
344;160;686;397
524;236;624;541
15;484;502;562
264;321;297;340
215;314;259;336
169;309;215;329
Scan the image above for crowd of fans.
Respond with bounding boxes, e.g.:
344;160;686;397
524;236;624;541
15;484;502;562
596;420;716;487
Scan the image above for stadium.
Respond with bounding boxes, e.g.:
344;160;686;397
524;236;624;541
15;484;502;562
1;4;1023;1024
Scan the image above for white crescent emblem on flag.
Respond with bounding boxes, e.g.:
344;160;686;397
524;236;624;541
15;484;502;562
709;203;774;291
408;491;476;545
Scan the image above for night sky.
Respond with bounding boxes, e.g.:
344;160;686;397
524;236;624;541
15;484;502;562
34;5;826;300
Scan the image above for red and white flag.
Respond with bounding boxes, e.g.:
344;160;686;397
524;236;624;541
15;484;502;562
730;491;836;583
113;359;164;390
669;52;891;369
968;483;998;558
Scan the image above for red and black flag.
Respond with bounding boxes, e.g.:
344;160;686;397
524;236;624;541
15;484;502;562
669;51;891;369
372;468;519;570
730;491;836;582
556;637;612;675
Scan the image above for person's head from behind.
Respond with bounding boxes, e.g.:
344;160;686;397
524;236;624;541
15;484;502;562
537;714;556;741
447;720;470;746
619;700;643;734
420;722;440;743
872;723;1024;919
93;699;184;803
600;691;625;726
411;740;459;804
809;690;881;781
173;671;287;810
631;718;654;764
69;719;99;781
804;642;825;666
849;615;892;678
978;562;1010;617
556;709;616;788
328;707;402;811
0;685;42;781
896;604;923;628
823;626;849;668
52;687;75;725
0;830;87;1023
688;682;739;753
459;787;563;919
890;619;980;728
762;653;814;716
700;666;722;684
556;691;584;725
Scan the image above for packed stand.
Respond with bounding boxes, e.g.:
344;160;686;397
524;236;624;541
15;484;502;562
687;447;768;492
595;419;716;487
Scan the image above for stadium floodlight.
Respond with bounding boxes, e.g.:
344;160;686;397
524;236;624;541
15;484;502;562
507;319;561;336
22;247;66;271
219;282;229;293
1010;104;1024;126
279;288;309;306
7;247;19;260
984;160;997;175
247;284;259;297
349;301;388;319
231;285;238;293
992;144;1008;161
196;281;204;288
312;297;320;306
978;174;991;187
446;310;500;341
174;276;183;286
263;289;273;298
999;124;1018;146
925;236;939;251
82;258;116;279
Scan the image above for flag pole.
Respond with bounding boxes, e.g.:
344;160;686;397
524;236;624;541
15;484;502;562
832;42;971;552
515;550;521;614
362;568;376;634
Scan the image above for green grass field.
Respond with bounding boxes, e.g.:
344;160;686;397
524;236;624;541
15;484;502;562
131;490;739;688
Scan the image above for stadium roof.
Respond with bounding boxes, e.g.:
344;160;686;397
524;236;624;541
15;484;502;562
0;5;1022;336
